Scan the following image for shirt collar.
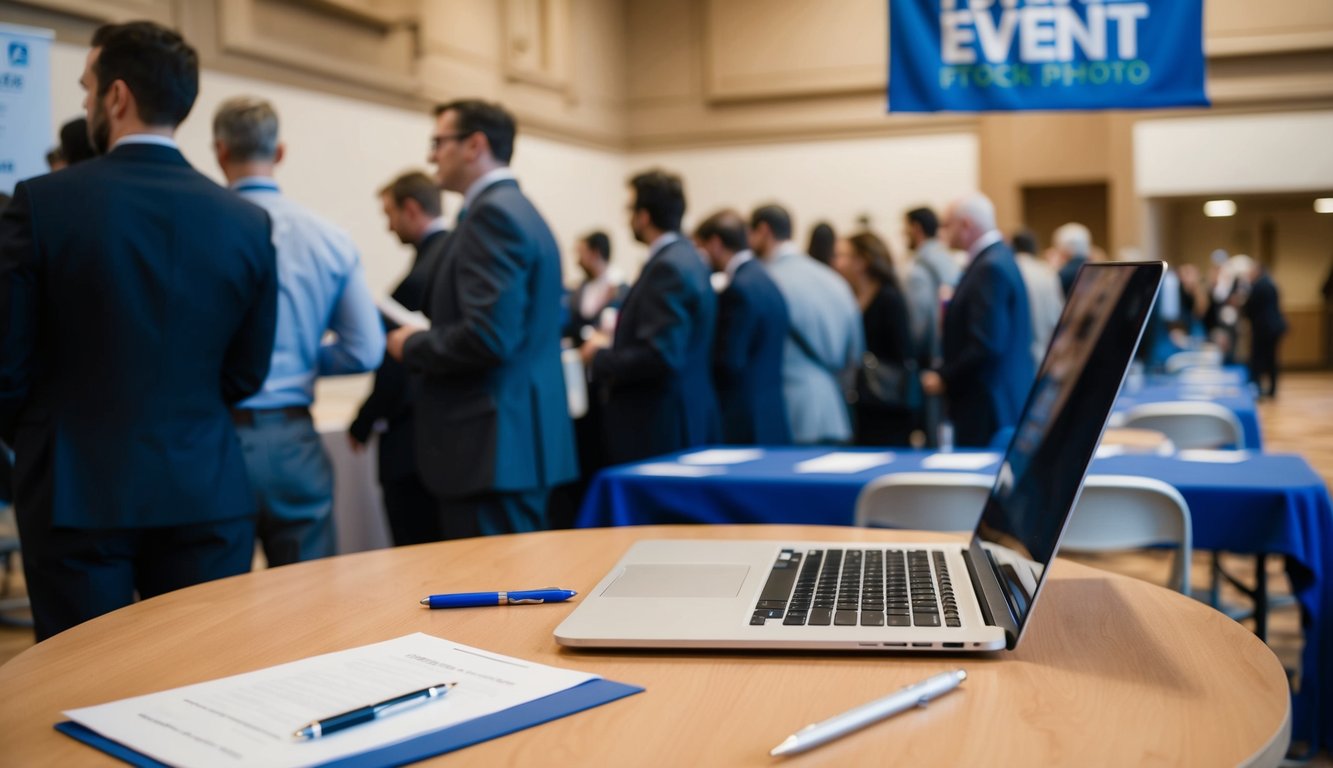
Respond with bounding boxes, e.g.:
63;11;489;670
421;217;448;241
462;167;516;212
111;134;179;151
967;229;1004;262
725;249;754;280
230;175;280;194
647;231;681;260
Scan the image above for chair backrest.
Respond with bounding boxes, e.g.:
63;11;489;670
1122;401;1244;450
853;472;993;532
1164;348;1222;374
1061;475;1193;593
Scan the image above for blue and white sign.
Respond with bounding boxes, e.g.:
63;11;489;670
888;0;1209;113
0;23;53;195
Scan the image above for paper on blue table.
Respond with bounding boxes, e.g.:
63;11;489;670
630;462;727;477
793;452;895;474
677;448;764;465
920;452;1001;471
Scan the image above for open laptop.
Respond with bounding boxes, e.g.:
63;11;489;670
556;261;1165;652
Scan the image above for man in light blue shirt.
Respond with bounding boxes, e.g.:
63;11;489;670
213;96;383;565
750;205;863;444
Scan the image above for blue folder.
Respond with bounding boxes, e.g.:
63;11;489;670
56;677;643;767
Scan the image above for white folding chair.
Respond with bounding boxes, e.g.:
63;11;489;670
1122;401;1244;450
1163;348;1222;374
853;472;993;532
1061;475;1193;594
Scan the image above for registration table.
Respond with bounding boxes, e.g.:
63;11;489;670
1111;376;1262;449
0;526;1291;767
578;447;1332;753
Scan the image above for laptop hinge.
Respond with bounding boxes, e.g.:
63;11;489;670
964;539;1020;649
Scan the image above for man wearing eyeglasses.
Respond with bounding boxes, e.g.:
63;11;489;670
385;100;576;538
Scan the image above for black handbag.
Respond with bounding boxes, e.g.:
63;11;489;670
854;353;921;410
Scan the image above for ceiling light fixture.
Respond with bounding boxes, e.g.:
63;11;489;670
1203;200;1237;217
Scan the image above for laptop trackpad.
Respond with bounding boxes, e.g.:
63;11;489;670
601;564;750;598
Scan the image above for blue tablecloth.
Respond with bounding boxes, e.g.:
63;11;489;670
1112;379;1262;450
578;446;1331;752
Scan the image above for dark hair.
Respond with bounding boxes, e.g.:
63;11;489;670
629;169;686;233
59;118;96;164
807;222;835;265
750;204;793;241
694;209;748;253
581;231;611;262
380;171;442;217
91;21;198;127
847;231;900;291
906;207;939;238
45;147;65;168
433;99;516;164
1011;229;1039;256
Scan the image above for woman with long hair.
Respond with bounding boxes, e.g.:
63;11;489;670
833;231;915;446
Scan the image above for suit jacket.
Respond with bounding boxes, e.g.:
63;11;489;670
940;241;1034;448
592;235;720;464
1245;273;1287;339
765;245;864;444
0;143;278;528
713;258;791;445
402;179;576;497
350;229;448;481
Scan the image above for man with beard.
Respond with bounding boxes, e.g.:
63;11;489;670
386;100;576;537
350;171;449;545
580;169;720;464
0;21;278;640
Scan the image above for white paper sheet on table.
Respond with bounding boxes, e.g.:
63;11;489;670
793;452;895;474
64;633;599;768
630;462;726;477
1177;449;1249;463
920;452;1001;470
677;448;764;465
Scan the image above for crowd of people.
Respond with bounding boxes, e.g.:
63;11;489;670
0;20;1288;641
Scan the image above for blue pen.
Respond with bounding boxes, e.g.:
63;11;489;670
419;588;577;609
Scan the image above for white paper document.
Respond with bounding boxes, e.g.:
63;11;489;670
793;452;895;474
376;295;429;330
1177;449;1249;463
64;633;599;768
919;452;1001;470
629;462;726;477
677;448;764;466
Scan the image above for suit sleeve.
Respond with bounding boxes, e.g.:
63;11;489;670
221;219;279;405
591;259;695;384
0;183;37;442
939;261;1011;391
317;246;385;376
713;283;757;380
401;204;530;375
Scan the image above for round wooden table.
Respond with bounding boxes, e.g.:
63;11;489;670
0;525;1290;766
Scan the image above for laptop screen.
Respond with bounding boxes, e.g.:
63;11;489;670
972;261;1164;639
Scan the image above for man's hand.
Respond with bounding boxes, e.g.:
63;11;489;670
920;369;945;397
579;330;611;366
386;326;421;362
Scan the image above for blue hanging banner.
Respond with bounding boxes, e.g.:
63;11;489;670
0;23;53;194
888;0;1209;113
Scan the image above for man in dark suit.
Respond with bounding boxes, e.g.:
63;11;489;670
694;209;791;445
1244;260;1287;398
349;171;448;545
0;21;278;640
580;169;720;464
922;193;1034;448
562;231;627;343
385;100;576;538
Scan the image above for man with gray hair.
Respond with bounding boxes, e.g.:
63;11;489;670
922;192;1033;447
213;96;384;565
1052;221;1092;299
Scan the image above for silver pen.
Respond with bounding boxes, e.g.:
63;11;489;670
770;669;966;757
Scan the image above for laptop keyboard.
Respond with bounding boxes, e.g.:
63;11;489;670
750;549;961;628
